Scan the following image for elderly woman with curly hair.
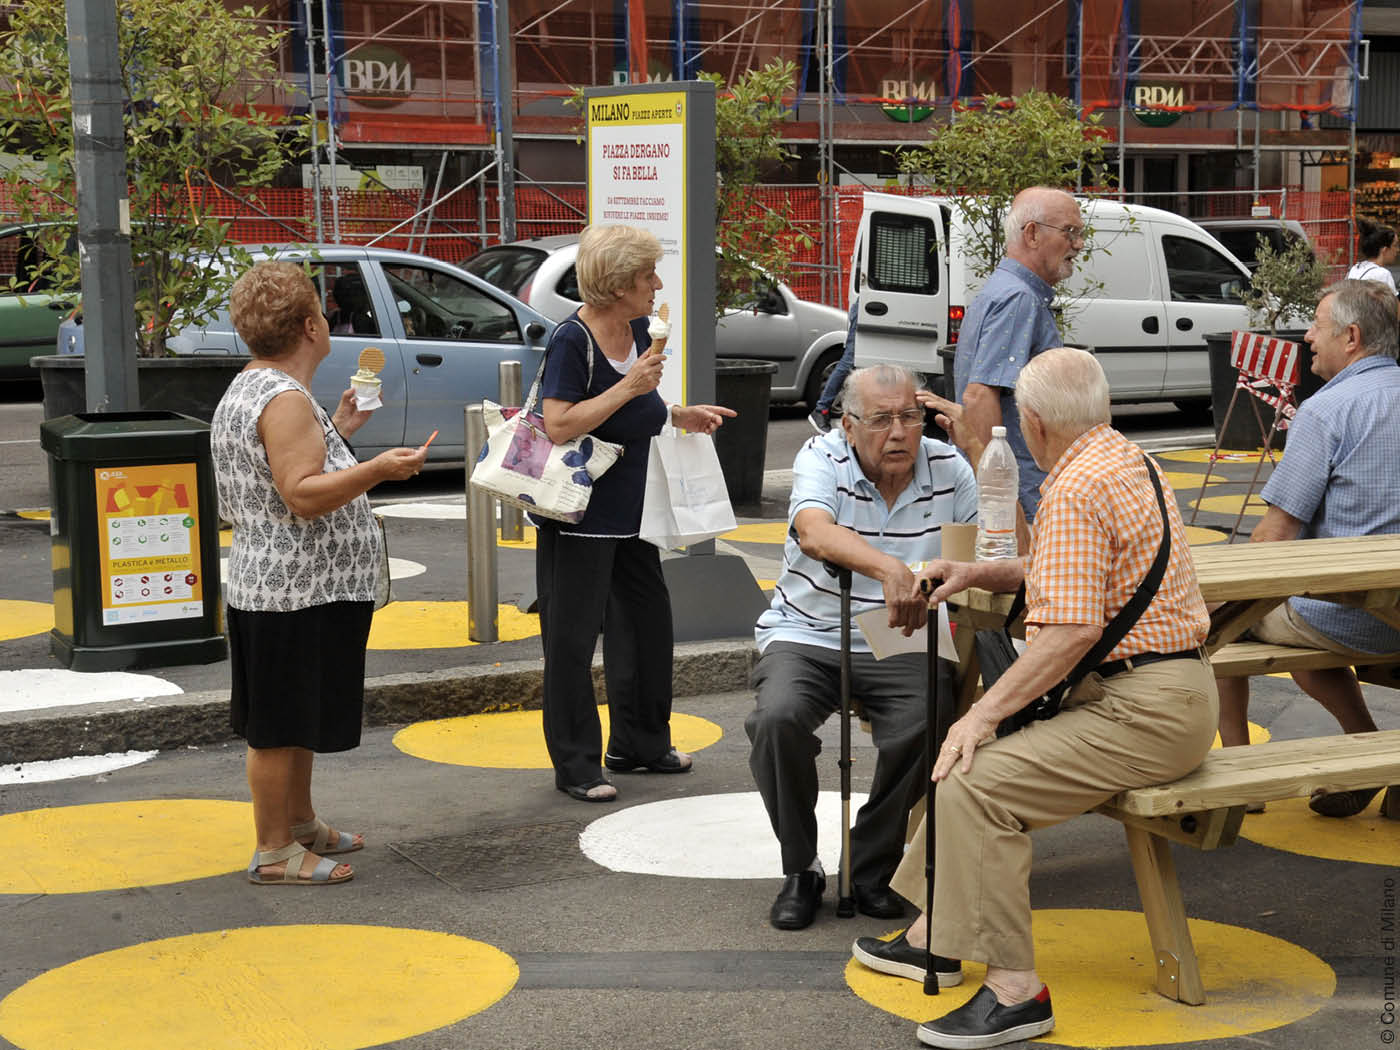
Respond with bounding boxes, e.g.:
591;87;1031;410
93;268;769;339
535;223;735;802
212;261;426;885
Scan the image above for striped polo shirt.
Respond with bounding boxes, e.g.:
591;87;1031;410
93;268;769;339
755;430;978;654
1260;353;1400;654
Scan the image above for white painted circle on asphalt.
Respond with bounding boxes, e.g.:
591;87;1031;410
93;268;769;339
373;502;466;520
0;670;182;715
0;750;158;784
578;790;869;879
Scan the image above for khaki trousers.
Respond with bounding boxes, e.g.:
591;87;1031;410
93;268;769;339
889;656;1219;971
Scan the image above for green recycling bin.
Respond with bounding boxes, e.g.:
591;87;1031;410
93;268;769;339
40;412;226;671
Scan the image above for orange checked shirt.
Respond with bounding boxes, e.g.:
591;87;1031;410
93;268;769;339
1025;424;1209;660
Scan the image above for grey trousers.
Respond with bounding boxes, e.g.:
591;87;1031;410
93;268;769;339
889;656;1219;970
746;641;938;888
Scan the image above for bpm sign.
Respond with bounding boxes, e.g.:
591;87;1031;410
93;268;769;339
1131;83;1185;127
340;44;413;108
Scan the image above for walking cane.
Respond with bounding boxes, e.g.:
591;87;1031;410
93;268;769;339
920;576;944;995
824;561;857;918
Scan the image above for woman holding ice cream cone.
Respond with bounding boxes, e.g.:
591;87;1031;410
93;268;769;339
211;261;427;885
536;223;735;802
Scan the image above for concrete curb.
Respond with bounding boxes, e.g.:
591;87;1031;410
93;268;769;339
0;640;759;764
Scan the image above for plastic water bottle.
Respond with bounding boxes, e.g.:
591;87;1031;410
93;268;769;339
976;426;1020;561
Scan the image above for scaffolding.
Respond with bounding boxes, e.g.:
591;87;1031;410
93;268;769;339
203;0;1371;299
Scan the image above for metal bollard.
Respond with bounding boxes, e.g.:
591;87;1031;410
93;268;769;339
464;403;499;642
497;361;525;542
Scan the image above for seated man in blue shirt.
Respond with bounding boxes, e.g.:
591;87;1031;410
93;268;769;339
747;364;978;932
1216;279;1400;818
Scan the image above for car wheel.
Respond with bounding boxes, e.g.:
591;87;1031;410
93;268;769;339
804;347;842;409
1173;398;1212;421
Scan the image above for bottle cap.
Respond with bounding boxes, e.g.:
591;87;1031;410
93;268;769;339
991;425;1007;438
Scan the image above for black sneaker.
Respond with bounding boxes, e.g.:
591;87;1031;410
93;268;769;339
851;930;962;987
916;984;1054;1049
808;407;832;434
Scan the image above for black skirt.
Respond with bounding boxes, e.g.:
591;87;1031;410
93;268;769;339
227;600;374;752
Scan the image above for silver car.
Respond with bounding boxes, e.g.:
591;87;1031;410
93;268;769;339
460;235;850;406
170;244;553;462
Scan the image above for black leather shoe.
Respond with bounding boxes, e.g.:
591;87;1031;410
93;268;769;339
769;871;824;930
853;883;907;919
604;748;693;774
851;931;962;987
916;984;1054;1048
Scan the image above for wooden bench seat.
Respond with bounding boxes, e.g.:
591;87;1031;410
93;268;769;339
1210;639;1400;683
1093;729;1400;1006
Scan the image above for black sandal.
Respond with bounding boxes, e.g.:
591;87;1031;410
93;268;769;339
558;778;618;802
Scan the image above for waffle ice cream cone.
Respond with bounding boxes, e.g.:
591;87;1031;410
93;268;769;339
647;303;671;356
351;346;385;409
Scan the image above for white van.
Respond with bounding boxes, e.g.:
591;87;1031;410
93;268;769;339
849;193;1253;405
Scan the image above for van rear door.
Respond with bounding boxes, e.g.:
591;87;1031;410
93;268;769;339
850;195;949;376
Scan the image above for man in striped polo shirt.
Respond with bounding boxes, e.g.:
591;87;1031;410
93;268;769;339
747;364;978;932
1216;278;1400;818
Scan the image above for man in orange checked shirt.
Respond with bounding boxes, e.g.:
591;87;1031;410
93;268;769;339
849;348;1220;1049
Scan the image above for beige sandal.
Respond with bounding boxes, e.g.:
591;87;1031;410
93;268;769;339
291;817;363;856
247;841;353;886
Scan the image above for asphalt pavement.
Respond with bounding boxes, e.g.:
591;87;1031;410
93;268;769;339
1;390;1395;1050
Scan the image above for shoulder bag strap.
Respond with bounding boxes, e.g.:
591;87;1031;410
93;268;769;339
523;318;595;414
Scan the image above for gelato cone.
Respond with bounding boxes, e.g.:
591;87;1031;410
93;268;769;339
647;302;671;356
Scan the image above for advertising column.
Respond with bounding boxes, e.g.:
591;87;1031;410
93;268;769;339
584;81;717;407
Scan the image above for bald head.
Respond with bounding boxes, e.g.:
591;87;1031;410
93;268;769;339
1003;186;1083;285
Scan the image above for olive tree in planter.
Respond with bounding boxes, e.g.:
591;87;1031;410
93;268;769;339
0;0;304;417
894;89;1115;390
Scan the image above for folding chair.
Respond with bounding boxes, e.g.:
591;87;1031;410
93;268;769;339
1188;330;1299;542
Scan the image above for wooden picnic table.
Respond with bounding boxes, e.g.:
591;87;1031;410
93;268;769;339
1191;533;1400;650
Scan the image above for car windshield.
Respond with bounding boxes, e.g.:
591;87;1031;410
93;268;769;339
459;246;547;296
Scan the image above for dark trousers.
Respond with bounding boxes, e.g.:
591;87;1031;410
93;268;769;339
536;527;674;788
746;641;935;889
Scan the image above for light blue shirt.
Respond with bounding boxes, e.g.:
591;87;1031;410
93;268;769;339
952;258;1062;520
756;430;978;654
1260;353;1400;654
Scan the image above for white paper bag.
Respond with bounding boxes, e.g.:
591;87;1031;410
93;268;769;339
639;431;738;549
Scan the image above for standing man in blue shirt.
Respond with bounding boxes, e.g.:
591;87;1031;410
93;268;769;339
748;364;978;933
1216;279;1400;818
953;186;1083;520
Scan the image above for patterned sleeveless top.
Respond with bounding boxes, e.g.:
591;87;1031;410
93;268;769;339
211;367;380;612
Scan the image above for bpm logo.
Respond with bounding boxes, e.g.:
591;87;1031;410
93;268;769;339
1131;83;1185;127
340;44;413;109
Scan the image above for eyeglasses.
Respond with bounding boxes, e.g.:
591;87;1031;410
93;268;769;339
1025;219;1086;243
848;408;924;432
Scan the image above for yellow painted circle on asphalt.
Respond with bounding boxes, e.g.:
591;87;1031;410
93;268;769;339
1184;525;1228;546
394;707;723;769
846;909;1333;1045
0;925;517;1050
0;600;53;642
1211;722;1271;749
1193;491;1270;518
1239;795;1400;863
1159;448;1272;463
368;601;539;649
497;526;538;549
720;521;789;544
0;800;252;894
1163;470;1225;493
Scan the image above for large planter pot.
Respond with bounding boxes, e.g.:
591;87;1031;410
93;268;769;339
713;358;778;513
31;354;252;423
1204;330;1323;451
